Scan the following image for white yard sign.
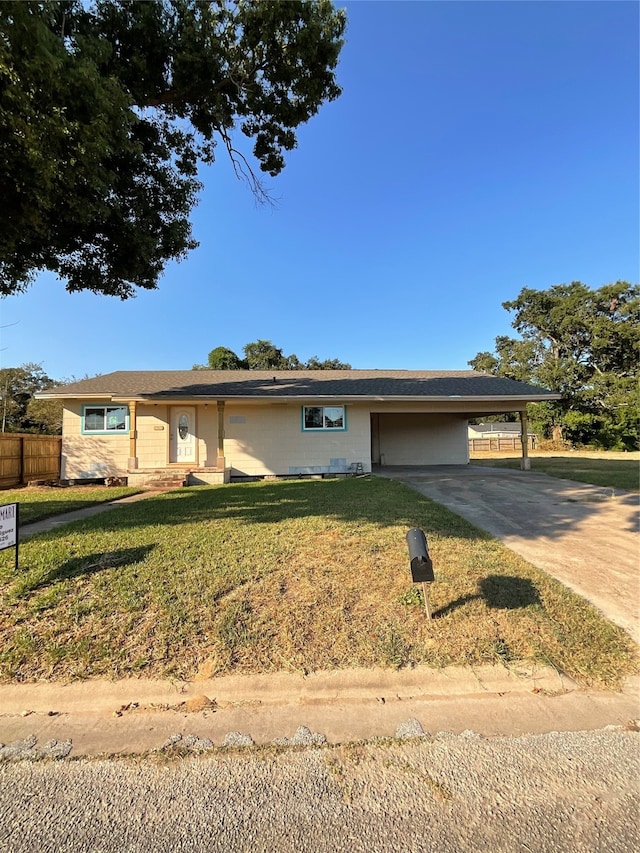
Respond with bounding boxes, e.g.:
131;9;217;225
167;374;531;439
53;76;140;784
0;503;18;550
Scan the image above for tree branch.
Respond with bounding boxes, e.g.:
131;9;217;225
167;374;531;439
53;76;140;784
215;123;274;206
143;77;238;109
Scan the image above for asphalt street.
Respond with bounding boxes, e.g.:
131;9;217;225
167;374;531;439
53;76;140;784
1;728;638;852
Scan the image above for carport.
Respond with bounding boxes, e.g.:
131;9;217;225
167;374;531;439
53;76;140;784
370;396;546;471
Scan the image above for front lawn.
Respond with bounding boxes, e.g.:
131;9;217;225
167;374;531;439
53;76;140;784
0;478;636;687
0;485;141;525
471;452;639;492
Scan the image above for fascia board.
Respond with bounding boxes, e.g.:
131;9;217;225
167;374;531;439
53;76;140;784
111;393;561;404
38;392;561;403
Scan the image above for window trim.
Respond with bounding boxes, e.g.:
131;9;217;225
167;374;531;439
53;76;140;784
301;405;347;432
81;404;130;435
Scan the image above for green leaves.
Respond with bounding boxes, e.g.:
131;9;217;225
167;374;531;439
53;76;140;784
0;0;346;297
470;282;639;449
0;362;61;433
192;339;351;370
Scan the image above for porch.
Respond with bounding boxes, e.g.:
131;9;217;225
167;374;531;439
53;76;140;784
126;400;228;487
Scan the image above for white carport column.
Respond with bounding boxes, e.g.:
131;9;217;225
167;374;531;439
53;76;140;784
520;409;530;470
128;401;138;471
216;401;225;470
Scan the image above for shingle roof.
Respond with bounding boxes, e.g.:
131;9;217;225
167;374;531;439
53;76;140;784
40;370;559;401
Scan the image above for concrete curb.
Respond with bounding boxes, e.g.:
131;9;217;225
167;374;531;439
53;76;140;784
1;667;638;758
0;663;576;715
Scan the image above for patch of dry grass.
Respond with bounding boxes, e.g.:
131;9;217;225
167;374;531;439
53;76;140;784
0;478;636;687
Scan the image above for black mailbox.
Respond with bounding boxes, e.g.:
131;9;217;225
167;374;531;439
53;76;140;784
406;528;434;583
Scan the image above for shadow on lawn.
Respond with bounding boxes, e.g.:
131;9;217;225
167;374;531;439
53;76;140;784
28;545;155;592
433;575;541;618
34;478;488;543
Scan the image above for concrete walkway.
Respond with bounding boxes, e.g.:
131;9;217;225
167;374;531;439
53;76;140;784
378;465;640;643
18;488;174;540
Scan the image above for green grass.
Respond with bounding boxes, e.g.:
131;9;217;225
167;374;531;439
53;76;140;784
0;485;141;525
0;477;636;687
472;454;639;492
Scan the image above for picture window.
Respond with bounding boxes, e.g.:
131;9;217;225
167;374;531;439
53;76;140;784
83;406;128;433
303;406;346;431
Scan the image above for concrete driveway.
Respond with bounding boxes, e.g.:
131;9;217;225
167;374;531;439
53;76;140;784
378;465;640;644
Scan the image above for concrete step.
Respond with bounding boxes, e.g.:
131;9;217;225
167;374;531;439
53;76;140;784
140;476;187;489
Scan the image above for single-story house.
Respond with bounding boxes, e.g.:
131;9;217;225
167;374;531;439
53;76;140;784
37;370;560;486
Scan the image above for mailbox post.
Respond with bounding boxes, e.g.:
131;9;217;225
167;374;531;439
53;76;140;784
406;528;434;619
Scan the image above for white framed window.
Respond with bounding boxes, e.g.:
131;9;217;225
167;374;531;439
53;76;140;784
302;405;346;431
82;405;129;434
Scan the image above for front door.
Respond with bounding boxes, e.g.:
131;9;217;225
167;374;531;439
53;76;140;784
170;407;196;463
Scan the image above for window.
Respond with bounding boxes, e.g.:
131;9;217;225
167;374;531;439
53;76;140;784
83;405;128;434
302;405;346;431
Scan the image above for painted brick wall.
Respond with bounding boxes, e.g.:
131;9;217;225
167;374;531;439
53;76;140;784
61;403;130;479
223;404;371;476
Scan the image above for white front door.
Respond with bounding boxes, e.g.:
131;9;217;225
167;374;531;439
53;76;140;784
170;407;196;463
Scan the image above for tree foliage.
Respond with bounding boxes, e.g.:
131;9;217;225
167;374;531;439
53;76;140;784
0;362;62;433
469;282;639;450
203;346;247;370
193;339;351;370
0;0;346;298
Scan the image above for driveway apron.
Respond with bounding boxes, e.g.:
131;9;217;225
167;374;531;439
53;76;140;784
378;466;640;645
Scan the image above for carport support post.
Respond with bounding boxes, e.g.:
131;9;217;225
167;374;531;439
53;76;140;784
128;401;138;471
216;401;226;470
520;409;530;471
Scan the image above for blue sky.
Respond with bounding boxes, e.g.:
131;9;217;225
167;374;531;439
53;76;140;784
1;0;638;380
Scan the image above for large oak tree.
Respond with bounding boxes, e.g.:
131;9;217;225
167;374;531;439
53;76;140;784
469;282;639;449
0;0;346;298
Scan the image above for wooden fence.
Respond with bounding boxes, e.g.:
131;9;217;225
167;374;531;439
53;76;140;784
0;433;62;489
469;436;536;452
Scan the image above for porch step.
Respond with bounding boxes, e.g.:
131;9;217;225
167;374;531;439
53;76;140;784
128;468;229;488
138;475;188;489
129;471;189;489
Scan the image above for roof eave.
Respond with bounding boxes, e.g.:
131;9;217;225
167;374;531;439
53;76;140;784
39;392;561;403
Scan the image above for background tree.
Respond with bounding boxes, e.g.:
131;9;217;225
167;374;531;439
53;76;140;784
193;346;247;370
469;281;639;449
0;0;346;298
193;340;351;370
0;363;62;433
304;355;353;370
243;340;294;370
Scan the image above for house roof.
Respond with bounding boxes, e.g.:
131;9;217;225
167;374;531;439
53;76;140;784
39;369;560;403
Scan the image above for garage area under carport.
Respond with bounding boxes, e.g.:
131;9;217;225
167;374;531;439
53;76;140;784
370;404;535;470
370;412;470;466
